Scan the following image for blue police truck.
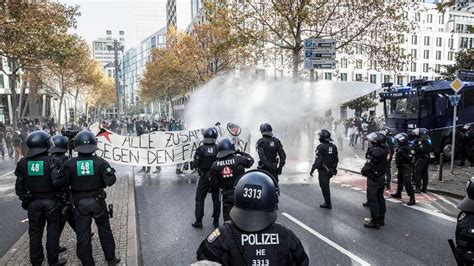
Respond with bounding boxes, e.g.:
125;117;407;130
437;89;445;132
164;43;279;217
379;79;474;157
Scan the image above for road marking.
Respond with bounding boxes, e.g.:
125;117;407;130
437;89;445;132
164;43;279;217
351;187;362;191
403;204;456;223
282;212;371;266
434;194;459;209
386;198;401;203
1;170;14;177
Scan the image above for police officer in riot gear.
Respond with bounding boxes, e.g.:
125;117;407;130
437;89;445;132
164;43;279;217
210;138;254;222
15;131;66;266
53;131;120;265
452;177;474;265
413;128;432;193
192;128;221;229
256;123;286;182
381;126;396;190
197;170;309;265
310;129;338;209
458;124;474;167
390;133;416;206
361;132;388;229
49;135;76;252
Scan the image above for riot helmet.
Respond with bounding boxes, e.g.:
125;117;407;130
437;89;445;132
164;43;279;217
25;131;50;158
74;131;98;154
216;138;235;158
260;123;273;137
413;128;429;137
202;127;218;144
230;170;279;232
49;135;68;154
367;132;386;146
318;129;332;142
381;126;392;136
458;177;474;212
394;133;409;146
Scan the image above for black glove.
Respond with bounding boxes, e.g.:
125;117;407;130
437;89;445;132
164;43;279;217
277;167;282;175
310;169;314;177
21;199;30;210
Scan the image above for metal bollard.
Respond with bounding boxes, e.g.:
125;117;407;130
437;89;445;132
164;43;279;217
439;154;444;181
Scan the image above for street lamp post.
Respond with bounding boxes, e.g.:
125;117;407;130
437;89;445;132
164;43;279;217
107;37;124;118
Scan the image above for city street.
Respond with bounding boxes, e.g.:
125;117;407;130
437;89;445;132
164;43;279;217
135;164;461;265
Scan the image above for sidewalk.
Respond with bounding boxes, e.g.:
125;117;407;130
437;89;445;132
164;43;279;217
336;142;474;199
0;165;138;265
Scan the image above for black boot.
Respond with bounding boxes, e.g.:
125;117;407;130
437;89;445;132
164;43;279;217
213;218;219;228
192;220;203;229
390;193;401;199
379;215;385;226
364;218;381;229
362;202;369;207
414;188;421;194
107;257;121;266
407;196;416;205
319;203;332;209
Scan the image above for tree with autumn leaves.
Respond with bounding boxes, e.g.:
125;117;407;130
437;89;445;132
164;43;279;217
140;23;245;102
0;1;115;128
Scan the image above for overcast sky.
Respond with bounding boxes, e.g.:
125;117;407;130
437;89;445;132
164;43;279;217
59;0;167;49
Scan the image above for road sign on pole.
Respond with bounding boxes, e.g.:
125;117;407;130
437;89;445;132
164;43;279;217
450;78;464;93
448;78;464;173
304;38;336;70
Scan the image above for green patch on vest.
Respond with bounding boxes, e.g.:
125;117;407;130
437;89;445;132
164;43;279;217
77;160;94;176
28;161;44;176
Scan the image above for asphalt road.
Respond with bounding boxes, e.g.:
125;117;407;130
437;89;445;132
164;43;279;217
0;159;28;258
136;166;459;265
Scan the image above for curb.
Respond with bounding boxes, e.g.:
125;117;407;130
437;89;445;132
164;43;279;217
127;171;139;266
0;229;28;265
338;167;464;199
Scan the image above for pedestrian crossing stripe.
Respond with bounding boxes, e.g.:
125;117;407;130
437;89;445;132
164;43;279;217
77;160;94;176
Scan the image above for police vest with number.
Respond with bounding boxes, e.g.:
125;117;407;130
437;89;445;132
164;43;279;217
69;157;105;192
24;156;55;193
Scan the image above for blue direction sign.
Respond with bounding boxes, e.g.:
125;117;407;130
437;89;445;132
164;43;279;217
458;69;474;81
304;38;336;69
449;95;461;106
305;49;336;59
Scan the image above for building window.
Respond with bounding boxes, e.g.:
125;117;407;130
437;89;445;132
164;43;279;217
424;36;430;46
449;38;454;49
448;52;454;60
397;76;404;85
384;75;391;83
0;74;4;88
355;74;363;81
427;14;433;23
436;37;442;47
370;74;377;84
340;73;348;81
411;63;417;72
341;58;348;68
439;15;444;24
423;63;429;73
415;12;420;22
325;73;332;80
436;51;441;60
460;37;469;49
411;35;417;45
423;50;429;59
411;49;417;59
355;60;362;69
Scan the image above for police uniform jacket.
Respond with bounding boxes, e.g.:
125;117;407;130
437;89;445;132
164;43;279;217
210;152;254;190
395;144;415;170
456;211;474;263
361;145;388;186
415;136;432;159
256;136;286;171
56;154;116;200
15;153;61;200
197;221;309;266
194;143;218;175
311;141;338;175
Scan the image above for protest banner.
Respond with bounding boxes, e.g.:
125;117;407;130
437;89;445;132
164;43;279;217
89;122;250;167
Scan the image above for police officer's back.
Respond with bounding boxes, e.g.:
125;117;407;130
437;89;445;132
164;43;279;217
192;128;221;229
15;131;65;265
454;177;474;265
197;170;309;265
381;126;396;189
459;124;474;167
210;138;254;222
390;133;416;205
413;128;432;193
256;123;286;182
310;129;338;209
55;131;120;265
